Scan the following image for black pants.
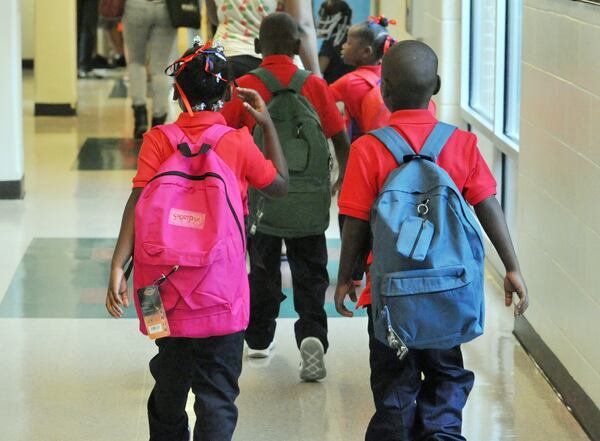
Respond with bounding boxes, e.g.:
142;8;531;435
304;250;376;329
148;333;244;441
77;0;100;71
245;232;329;352
365;308;474;441
229;55;262;79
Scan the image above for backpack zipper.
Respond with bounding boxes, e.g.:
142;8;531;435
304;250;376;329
148;171;245;248
408;219;426;260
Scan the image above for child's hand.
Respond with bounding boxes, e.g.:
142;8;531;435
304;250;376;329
504;271;528;317
106;266;130;318
236;87;273;127
334;280;358;317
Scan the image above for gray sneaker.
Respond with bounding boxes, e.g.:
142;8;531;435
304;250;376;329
299;337;327;381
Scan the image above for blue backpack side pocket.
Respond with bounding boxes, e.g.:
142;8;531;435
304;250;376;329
396;216;435;262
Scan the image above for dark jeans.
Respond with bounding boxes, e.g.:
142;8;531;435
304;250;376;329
245;232;329;352
366;307;474;441
148;333;244;441
77;0;100;71
229;55;262;79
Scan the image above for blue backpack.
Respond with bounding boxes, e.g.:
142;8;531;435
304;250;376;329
369;123;485;356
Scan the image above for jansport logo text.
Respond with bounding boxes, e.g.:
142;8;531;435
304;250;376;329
169;208;206;230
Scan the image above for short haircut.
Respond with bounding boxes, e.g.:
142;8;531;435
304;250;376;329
258;12;300;54
382;40;439;107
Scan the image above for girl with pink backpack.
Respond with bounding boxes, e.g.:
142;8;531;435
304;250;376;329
105;41;288;441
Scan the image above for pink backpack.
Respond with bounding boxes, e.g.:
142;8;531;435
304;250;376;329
133;123;249;338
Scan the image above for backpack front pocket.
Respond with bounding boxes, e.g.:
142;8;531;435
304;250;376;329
139;238;239;313
380;262;483;349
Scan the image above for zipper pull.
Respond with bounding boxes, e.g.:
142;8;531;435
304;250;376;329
155;265;179;286
383;306;409;361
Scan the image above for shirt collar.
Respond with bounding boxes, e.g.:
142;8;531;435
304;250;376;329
389;109;438;125
261;55;295;67
357;64;381;73
175;111;226;127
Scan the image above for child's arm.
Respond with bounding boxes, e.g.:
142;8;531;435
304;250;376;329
106;188;143;318
474;196;529;316
331;130;350;196
236;87;289;198
334;217;371;317
205;0;219;27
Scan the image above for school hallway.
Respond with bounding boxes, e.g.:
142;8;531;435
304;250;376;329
0;72;592;441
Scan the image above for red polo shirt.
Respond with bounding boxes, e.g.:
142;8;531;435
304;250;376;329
339;109;497;307
329;64;382;135
220;55;345;138
132;112;277;214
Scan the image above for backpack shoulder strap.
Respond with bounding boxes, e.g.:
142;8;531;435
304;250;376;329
287;69;311;94
156;124;189;151
250;68;285;94
157;123;234;156
370;127;415;165
198;124;235;149
419;122;457;162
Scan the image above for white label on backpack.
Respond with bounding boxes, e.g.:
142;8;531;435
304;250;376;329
169;208;206;230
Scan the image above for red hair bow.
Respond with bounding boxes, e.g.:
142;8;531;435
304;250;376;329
368;15;397;26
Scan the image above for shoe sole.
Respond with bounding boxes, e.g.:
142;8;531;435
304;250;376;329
247;342;274;359
247;350;270;359
300;338;326;382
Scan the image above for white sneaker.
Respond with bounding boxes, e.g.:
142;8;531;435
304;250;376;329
247;341;275;359
299;337;327;381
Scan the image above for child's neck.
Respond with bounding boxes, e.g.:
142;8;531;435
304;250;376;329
357;59;381;68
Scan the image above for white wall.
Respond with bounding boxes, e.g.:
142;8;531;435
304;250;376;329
378;0;463;125
519;0;600;407
21;0;35;60
0;0;24;183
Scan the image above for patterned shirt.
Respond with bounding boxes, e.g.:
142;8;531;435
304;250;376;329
213;0;283;58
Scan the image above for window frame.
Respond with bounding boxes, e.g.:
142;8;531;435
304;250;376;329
460;0;520;160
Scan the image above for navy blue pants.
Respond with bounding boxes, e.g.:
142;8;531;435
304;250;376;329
366;308;474;441
148;333;244;441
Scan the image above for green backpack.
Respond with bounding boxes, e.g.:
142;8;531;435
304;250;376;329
248;68;332;238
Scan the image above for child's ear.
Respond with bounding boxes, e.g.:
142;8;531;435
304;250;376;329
433;75;441;96
293;39;301;55
380;78;393;111
254;38;262;55
363;45;375;63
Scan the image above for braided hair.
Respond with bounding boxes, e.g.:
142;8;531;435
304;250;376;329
356;16;398;61
165;39;231;114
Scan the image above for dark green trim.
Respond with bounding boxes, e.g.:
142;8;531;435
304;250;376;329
0;177;25;199
22;59;34;69
514;317;600;441
34;103;76;116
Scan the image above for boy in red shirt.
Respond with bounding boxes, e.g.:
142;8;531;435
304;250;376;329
221;12;350;381
334;41;529;440
105;43;288;441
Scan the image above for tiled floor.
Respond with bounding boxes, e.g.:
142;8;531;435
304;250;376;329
0;73;591;440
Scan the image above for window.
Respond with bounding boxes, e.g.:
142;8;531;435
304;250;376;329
504;0;523;141
469;0;497;122
461;0;523;153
